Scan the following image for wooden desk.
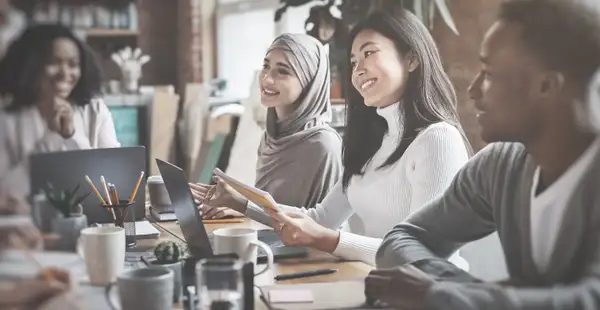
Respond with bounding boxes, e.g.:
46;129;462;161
150;218;373;286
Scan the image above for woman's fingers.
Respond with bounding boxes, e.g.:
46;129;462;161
203;207;224;219
189;182;212;194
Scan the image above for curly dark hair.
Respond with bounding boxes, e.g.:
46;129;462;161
0;23;103;112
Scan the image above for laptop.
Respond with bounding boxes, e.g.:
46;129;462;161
155;159;308;262
30;147;147;224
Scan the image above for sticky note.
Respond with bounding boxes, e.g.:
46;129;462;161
268;289;314;303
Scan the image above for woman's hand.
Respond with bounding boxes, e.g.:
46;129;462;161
41;97;75;139
189;177;248;215
0;194;42;250
198;205;244;219
0;268;73;309
269;210;340;253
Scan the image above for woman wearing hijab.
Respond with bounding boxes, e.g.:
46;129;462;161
193;10;472;268
191;33;343;218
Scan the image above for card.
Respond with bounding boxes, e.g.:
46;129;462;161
268;289;314;304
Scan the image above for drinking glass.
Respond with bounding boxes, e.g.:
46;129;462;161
196;258;244;310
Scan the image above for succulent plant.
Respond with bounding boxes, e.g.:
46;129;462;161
43;183;90;218
154;241;187;264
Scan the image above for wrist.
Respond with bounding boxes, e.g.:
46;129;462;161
314;228;340;253
233;196;248;214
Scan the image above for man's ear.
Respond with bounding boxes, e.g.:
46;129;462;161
539;71;565;98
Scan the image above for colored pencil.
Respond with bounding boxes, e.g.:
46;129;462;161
85;175;106;205
202;218;245;224
100;176;112;205
128;171;144;203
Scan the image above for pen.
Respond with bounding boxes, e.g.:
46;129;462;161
274;268;338;281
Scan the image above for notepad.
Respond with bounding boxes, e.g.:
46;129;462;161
213;168;279;211
268;289;314;304
96;221;160;239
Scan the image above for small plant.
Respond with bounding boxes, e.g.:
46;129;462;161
154;241;187;264
43;183;90;217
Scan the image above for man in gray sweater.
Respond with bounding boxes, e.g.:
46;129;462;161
366;1;600;309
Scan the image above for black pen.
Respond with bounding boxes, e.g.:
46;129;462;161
274;268;338;281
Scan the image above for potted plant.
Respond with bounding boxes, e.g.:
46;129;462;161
151;240;187;303
44;183;90;252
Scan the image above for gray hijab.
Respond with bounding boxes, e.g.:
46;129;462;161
255;33;342;209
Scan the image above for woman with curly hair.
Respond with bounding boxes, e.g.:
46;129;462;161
0;24;120;197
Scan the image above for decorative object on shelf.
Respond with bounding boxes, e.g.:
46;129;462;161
43;182;90;252
111;47;150;94
151;240;188;303
210;78;228;97
276;0;458;35
304;0;343;44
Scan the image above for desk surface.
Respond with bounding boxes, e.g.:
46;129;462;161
148;218;373;287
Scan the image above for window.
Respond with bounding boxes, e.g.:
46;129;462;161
217;0;277;99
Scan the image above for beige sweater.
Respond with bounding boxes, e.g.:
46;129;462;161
0;99;121;197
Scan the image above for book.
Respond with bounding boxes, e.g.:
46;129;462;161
149;207;177;222
212;168;279;211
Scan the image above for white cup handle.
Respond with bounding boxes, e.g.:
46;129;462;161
105;283;121;310
249;240;273;276
76;236;85;260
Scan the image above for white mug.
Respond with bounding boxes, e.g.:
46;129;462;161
212;228;274;276
77;226;125;286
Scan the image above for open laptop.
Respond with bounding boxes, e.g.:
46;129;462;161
155;158;308;262
30;147;147;223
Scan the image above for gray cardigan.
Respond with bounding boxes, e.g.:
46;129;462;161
376;142;600;310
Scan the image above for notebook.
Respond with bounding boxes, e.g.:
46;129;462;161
95;221;160;239
213;168;279;211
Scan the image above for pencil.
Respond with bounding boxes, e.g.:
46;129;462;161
100;176;112;205
202;218;245;224
101;177;116;220
84;176;106;205
128;171;144;203
110;184;119;203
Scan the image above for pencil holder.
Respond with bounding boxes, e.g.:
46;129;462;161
102;200;136;247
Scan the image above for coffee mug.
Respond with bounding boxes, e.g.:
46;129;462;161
147;175;172;208
107;267;174;310
212;228;274;276
77;226;125;286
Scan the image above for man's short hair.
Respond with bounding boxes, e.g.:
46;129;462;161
499;0;600;91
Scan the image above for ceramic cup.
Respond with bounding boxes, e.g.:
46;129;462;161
77;226;125;286
212;228;274;276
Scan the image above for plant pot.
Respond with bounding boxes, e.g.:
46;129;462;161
38;199;59;234
50;214;87;252
150;260;182;303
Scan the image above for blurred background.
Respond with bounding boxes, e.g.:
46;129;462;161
0;0;508;280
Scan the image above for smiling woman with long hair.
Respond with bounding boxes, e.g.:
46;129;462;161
194;9;472;267
0;24;120;197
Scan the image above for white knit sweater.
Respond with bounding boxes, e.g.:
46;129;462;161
0;99;121;197
246;102;470;266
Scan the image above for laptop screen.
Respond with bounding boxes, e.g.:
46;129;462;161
156;159;213;258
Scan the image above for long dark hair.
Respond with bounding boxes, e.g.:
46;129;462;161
341;9;472;190
0;23;103;112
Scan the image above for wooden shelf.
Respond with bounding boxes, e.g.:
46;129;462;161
86;28;139;37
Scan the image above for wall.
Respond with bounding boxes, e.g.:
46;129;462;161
432;0;508;282
137;0;178;86
431;0;502;152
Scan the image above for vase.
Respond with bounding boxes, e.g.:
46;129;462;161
150;260;182;303
50;213;88;252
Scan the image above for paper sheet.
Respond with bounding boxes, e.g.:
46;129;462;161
213;168;278;211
